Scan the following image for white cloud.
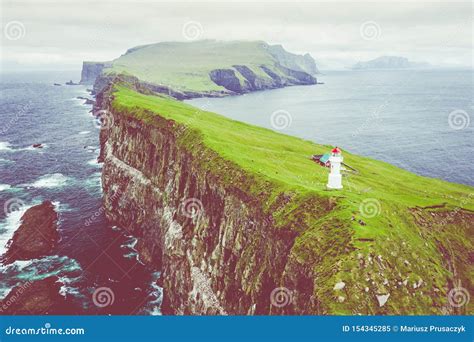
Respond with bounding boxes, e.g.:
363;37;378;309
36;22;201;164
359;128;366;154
1;0;472;70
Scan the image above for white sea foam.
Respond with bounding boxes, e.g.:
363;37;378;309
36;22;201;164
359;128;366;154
0;158;13;164
78;131;90;135
147;271;163;316
0;142;12;151
121;237;138;250
27;173;71;188
57;275;83;297
0;255;84;299
0;184;12;192
0;142;47;152
87;158;102;168
0;200;57;256
0;202;36;256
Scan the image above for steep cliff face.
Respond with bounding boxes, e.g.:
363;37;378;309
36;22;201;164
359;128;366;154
80;61;112;84
208;64;317;94
267;44;320;75
98;95;329;314
95;82;474;315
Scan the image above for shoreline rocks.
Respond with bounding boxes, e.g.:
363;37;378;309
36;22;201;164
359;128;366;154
1;201;59;264
0;276;72;315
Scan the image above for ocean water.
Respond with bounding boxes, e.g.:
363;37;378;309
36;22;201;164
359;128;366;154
0;71;162;315
187;69;474;186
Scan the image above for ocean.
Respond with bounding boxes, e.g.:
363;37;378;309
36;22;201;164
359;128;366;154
187;69;473;186
0;71;162;315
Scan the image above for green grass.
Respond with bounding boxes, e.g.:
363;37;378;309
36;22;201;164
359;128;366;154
106;40;276;92
112;85;473;209
111;84;474;314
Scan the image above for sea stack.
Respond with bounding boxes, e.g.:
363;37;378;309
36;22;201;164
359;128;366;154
1;201;59;264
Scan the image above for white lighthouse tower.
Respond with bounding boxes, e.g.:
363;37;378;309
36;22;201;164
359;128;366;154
327;147;343;190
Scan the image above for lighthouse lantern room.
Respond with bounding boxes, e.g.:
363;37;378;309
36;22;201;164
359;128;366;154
327;147;343;190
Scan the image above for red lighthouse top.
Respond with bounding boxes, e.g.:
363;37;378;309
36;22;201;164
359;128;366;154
331;147;341;154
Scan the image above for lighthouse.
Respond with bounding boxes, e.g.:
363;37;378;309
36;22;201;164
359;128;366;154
327;147;343;190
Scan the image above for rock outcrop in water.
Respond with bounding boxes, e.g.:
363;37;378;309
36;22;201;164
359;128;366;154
0;276;71;315
1;201;59;264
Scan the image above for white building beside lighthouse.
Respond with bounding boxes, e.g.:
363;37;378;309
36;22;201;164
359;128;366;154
327;147;343;190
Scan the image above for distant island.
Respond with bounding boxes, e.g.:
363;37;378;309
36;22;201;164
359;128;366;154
81;40;319;99
352;56;430;70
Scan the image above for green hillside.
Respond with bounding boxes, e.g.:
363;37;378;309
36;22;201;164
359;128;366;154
110;84;474;314
96;40;316;93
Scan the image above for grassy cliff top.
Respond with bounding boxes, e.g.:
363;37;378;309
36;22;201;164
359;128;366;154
104;40;312;92
112;85;473;210
111;84;473;314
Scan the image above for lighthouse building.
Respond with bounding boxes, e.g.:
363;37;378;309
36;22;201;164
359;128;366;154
327;147;343;190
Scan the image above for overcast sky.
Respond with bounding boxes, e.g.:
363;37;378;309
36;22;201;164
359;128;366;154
1;0;472;71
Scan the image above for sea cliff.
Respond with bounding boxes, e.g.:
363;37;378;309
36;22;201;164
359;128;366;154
82;40;318;99
94;79;474;315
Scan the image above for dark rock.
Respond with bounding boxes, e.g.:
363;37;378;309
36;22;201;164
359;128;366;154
233;65;276;91
76;96;95;105
276;64;317;85
32;143;43;148
232;65;258;89
53;83;61;86
260;65;284;86
209;69;244;93
65;80;79;85
1;201;59;264
0;277;73;315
